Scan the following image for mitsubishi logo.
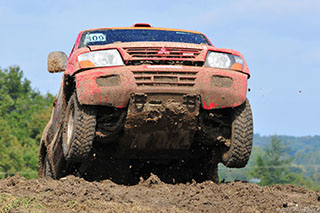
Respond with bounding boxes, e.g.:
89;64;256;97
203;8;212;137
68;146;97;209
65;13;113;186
158;47;170;55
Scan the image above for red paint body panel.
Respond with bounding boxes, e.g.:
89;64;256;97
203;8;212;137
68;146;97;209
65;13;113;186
75;66;247;109
75;67;136;108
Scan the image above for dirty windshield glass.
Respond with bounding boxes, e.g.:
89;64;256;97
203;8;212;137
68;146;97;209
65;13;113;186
79;29;211;48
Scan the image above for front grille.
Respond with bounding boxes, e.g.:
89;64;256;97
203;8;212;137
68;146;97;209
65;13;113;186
126;60;204;66
124;47;205;66
124;47;202;59
133;70;198;87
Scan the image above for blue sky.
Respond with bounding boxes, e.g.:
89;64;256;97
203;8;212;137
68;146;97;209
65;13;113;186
0;0;319;136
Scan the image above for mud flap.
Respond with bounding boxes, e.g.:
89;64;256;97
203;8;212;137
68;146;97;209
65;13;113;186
118;93;200;154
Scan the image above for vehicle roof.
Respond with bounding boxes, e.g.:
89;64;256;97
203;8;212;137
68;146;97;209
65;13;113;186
80;27;204;35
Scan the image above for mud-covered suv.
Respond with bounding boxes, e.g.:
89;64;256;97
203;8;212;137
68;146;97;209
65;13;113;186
39;23;253;183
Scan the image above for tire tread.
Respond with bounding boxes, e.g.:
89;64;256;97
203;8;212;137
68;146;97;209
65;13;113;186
64;93;96;162
222;99;253;168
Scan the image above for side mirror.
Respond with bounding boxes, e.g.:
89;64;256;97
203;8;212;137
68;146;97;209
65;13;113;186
48;51;68;73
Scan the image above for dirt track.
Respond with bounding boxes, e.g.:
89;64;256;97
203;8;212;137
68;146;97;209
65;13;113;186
0;175;319;212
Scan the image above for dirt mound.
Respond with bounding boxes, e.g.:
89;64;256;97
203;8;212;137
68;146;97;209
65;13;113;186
0;175;319;212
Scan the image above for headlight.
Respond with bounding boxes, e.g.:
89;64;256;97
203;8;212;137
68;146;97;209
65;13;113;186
205;52;244;70
78;49;124;68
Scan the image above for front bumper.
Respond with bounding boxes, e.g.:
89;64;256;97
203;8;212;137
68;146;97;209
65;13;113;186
75;65;248;109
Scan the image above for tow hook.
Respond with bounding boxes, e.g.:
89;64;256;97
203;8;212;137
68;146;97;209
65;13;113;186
132;93;147;111
183;94;199;112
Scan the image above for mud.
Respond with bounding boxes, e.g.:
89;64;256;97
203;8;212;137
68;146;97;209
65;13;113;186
1;175;319;212
121;95;199;151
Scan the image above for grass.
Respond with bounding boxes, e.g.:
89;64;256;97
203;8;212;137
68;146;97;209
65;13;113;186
0;193;43;213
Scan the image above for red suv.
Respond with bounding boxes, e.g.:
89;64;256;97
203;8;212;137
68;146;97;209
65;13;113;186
39;24;253;183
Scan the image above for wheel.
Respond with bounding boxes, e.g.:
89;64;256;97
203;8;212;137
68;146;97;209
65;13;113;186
44;153;54;178
206;162;219;183
183;149;220;183
206;150;220;183
195;152;220;183
62;92;96;162
186;160;219;183
221;99;253;168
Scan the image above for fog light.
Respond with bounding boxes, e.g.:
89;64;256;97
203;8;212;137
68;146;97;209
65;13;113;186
211;76;233;87
96;75;120;87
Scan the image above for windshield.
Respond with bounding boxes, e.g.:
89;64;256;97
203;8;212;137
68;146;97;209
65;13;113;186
79;29;211;48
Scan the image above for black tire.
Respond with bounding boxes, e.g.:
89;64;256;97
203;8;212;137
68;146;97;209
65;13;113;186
192;161;219;183
206;150;220;183
221;99;253;168
206;163;219;183
44;153;54;178
62;92;96;162
198;154;220;183
185;150;220;183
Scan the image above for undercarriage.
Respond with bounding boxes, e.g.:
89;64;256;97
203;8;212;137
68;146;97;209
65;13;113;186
92;93;232;159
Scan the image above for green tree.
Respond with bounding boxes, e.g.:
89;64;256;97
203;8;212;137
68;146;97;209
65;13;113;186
249;135;313;187
0;117;23;178
0;66;54;178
